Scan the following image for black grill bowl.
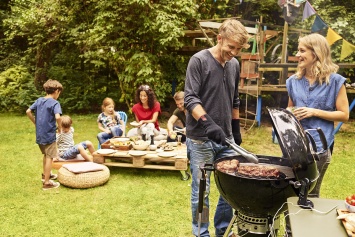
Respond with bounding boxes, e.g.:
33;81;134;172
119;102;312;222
213;155;297;217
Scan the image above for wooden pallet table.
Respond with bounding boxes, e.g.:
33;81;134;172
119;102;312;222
93;144;190;180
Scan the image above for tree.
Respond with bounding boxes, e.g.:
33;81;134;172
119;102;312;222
2;0;197;113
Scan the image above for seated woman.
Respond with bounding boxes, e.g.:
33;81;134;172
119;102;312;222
128;85;167;141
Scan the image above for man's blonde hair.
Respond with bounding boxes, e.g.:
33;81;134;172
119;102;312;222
219;19;250;49
295;33;338;84
173;91;184;101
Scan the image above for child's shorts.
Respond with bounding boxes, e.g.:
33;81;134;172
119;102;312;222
60;142;88;160
39;142;58;159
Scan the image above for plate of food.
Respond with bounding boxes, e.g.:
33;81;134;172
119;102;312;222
96;149;117;155
163;148;174;151
128;150;147;157
130;121;140;127
157;152;177;158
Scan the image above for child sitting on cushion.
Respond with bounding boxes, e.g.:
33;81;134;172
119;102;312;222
56;115;95;161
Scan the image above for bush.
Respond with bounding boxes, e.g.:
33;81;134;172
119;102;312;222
0;65;41;113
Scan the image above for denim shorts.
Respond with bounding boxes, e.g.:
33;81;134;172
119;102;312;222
60;142;88;160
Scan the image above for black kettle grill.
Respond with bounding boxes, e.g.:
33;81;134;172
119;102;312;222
200;108;327;236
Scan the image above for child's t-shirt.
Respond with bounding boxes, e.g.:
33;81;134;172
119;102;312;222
97;112;122;129
56;127;75;157
29;97;62;145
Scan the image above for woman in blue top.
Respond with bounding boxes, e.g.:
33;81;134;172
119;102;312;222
286;33;349;197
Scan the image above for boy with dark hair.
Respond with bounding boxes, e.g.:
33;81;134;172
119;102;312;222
26;79;63;190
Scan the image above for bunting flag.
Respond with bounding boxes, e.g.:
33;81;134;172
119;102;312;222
326;28;342;46
278;0;287;7
302;1;355;61
295;0;306;4
311;15;327;32
302;1;316;21
340;39;355;60
283;3;300;24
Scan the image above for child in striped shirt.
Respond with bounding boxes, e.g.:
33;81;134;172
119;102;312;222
56;115;95;161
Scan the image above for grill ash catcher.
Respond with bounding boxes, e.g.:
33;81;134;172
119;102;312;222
199;108;328;236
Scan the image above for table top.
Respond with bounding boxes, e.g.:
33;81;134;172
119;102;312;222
287;197;348;237
94;144;188;160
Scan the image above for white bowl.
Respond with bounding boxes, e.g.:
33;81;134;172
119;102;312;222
132;142;149;151
149;145;157;151
345;200;355;213
167;142;178;147
110;137;130;143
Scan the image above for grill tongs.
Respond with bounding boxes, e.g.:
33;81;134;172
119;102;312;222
225;140;259;164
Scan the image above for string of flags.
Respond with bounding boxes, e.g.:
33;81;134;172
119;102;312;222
279;0;355;60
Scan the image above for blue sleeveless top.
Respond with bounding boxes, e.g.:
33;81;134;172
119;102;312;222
286;73;346;152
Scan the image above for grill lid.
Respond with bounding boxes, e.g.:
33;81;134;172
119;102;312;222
267;107;318;182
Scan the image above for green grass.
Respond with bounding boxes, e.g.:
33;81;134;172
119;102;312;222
0;113;354;237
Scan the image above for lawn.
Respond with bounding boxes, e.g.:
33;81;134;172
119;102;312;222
0;113;354;237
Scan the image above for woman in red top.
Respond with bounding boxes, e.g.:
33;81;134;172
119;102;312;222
131;85;165;140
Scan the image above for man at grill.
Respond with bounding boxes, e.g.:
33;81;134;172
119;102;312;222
184;19;250;237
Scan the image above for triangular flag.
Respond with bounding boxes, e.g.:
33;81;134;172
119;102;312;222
302;1;316;21
278;0;287;8
294;0;306;6
326;28;342;46
340;39;355;60
311;15;328;32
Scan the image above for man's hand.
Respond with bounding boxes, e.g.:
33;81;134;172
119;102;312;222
232;119;242;145
198;114;226;145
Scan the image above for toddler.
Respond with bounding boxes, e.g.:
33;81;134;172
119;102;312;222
57;115;95;161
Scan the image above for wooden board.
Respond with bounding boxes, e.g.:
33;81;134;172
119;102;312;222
337;209;355;237
93;146;188;171
101;140;132;150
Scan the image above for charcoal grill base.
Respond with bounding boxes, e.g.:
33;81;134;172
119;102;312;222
235;211;280;236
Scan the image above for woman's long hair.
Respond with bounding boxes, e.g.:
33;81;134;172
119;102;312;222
135;85;156;110
295;33;338;84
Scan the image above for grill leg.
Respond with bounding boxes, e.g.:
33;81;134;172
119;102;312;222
223;214;238;237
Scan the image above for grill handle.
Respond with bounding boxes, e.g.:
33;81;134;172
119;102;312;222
226;140;259;164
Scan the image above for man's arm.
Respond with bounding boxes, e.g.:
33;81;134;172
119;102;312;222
167;114;178;136
190;104;207;121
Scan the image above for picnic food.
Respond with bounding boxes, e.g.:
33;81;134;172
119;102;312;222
346;195;355;206
160;143;174;151
337;212;355;232
216;159;281;178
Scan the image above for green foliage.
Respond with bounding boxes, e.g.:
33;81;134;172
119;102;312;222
0;0;354;114
1;0;196;113
0;65;41;112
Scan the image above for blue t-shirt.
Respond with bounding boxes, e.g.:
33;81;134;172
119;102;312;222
29;97;62;145
286;73;346;151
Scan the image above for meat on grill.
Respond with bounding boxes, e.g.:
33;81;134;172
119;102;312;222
216;159;281;178
216;159;240;173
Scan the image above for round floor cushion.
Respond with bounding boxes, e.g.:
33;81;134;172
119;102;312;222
58;164;110;189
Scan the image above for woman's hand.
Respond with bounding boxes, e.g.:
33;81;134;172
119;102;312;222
293;107;316;120
138;120;145;127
